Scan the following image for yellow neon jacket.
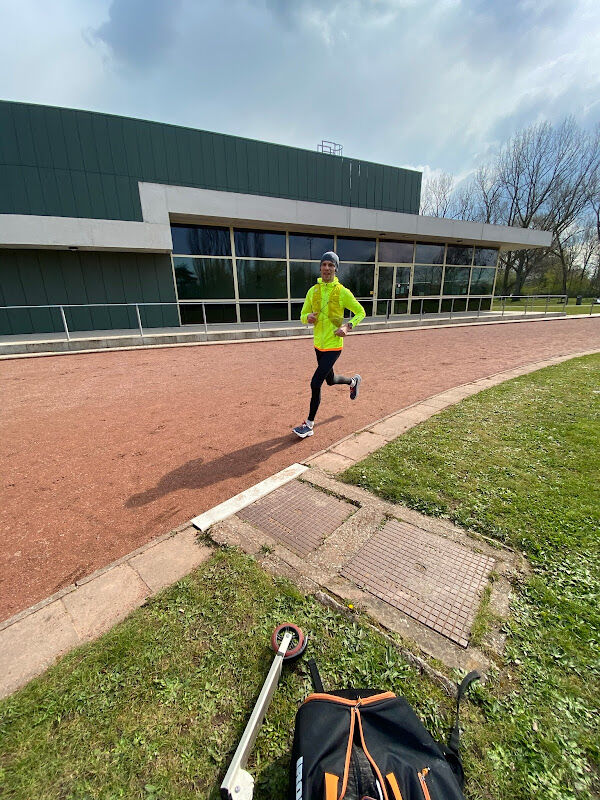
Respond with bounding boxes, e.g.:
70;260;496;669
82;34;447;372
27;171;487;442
300;277;366;351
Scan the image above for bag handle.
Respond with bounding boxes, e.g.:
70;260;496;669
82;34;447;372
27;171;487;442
307;658;324;693
448;670;481;755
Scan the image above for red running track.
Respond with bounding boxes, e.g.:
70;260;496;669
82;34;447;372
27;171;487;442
1;317;599;622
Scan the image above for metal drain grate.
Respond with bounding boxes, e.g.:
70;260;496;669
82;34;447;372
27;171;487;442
237;480;355;556
341;518;495;647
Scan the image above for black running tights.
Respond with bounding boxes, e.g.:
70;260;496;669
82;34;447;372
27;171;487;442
309;348;352;421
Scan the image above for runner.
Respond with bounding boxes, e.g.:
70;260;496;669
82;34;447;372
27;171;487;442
293;251;366;438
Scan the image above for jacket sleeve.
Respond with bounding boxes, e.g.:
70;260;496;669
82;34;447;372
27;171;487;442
300;286;314;324
341;288;366;328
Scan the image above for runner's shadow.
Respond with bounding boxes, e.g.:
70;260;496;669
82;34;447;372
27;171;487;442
126;415;343;508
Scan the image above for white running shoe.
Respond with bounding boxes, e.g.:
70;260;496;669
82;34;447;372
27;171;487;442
293;421;314;438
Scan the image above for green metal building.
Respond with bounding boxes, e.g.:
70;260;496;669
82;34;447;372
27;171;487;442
0;101;549;335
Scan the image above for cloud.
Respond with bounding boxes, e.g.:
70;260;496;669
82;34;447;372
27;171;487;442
0;0;598;184
93;0;183;68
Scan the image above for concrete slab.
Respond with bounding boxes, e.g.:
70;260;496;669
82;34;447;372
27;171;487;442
418;394;456;411
305;451;355;473
0;600;79;698
330;431;389;461
369;407;432;438
129;529;211;593
62;564;150;640
192;463;308;531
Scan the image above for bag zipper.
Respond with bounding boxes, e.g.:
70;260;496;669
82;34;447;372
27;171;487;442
301;694;396;800
418;767;432;800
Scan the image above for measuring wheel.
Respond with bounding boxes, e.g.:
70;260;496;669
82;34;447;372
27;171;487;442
270;622;307;662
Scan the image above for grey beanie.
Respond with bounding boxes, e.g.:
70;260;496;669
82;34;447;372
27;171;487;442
320;251;339;268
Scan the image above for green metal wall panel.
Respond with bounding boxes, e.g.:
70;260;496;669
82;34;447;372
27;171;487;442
0;100;421;221
0;249;178;334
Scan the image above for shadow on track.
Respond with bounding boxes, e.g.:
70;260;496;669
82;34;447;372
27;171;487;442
126;415;343;508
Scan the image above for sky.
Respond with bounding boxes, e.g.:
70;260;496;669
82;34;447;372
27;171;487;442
1;0;599;183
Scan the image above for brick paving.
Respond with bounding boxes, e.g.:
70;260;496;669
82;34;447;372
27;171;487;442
341;519;495;647
237;480;355;556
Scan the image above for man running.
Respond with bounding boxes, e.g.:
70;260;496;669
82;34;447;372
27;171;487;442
293;251;366;438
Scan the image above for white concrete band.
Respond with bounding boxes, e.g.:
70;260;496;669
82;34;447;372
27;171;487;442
0;182;551;252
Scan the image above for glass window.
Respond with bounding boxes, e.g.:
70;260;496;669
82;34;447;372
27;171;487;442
474;247;499;267
234;229;286;258
289;234;334;260
290;261;319;298
470;267;496;294
415;242;445;264
412;266;442;296
171;225;231;256
445;245;473;265
411;298;440;314
377;266;394;300
180;303;236;324
240;303;289;322
337;237;376;262
236;259;287;299
173;257;234;299
378;240;414;263
443;267;470;295
395;267;411;297
336;263;375;298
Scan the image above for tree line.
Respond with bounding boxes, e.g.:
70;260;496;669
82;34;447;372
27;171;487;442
420;118;600;297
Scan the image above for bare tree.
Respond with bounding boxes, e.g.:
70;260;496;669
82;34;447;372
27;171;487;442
419;119;600;296
420;172;456;217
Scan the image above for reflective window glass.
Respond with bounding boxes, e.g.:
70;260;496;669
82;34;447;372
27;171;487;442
474;247;499;267
395;266;411;297
289;234;334;260
234;229;286;258
336;263;375;297
241;303;289;322
171;225;231;256
470;267;496;294
446;245;473;265
377;266;394;299
411;298;440;314
290;261;320;298
173;257;234;299
180;303;236;324
236;259;287;298
412;266;442;296
415;242;445;264
443;267;470;295
337;237;376;262
378;240;414;263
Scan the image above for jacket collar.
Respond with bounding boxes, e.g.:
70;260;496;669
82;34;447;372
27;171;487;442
317;276;340;287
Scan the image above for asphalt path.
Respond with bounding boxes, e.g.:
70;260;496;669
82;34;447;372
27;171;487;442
1;317;599;622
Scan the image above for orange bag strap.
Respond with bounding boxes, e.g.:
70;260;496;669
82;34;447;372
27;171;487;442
386;772;404;800
324;772;339;800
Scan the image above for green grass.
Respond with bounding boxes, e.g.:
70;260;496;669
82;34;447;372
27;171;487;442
0;550;452;800
490;297;600;315
341;354;600;799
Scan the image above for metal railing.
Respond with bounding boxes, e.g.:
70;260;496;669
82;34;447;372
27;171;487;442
2;294;597;342
382;294;580;321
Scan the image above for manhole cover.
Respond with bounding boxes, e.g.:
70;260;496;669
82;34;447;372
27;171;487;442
237;480;355;556
341;519;495;647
